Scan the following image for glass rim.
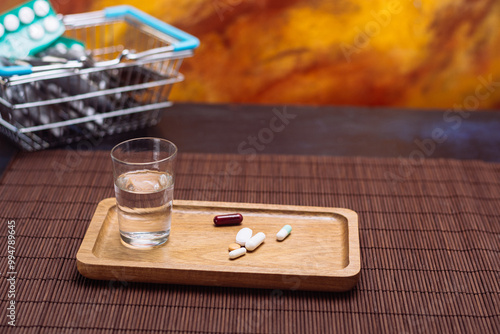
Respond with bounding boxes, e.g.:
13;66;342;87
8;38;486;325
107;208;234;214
110;137;178;166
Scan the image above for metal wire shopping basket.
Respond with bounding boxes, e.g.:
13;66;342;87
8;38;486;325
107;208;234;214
0;5;199;151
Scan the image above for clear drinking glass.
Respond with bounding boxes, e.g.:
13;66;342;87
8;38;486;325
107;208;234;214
111;138;177;248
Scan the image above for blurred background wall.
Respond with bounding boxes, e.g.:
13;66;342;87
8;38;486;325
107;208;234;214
3;0;500;109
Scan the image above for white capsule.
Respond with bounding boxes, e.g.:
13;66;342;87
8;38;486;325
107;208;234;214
276;225;292;241
34;1;50;17
245;232;266;251
4;14;20;32
235;227;252;246
19;7;35;24
0;24;4;38
229;247;246;260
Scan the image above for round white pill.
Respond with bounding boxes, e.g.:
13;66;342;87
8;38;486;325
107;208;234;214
229;247;246;260
28;23;45;40
34;1;50;17
235;227;253;246
70;43;84;51
4;14;20;32
0;24;4;38
43;16;60;33
55;42;67;53
19;7;35;24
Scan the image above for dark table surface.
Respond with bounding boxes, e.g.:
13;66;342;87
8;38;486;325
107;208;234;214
1;103;500;173
1;103;499;333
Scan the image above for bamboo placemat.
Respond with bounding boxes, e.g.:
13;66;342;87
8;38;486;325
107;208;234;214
0;150;499;333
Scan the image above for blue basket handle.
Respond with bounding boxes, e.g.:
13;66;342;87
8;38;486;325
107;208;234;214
104;5;200;52
0;6;199;77
0;65;33;77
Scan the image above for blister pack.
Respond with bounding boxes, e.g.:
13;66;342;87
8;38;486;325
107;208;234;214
0;0;65;59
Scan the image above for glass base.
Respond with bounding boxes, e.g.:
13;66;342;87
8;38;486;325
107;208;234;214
120;230;170;249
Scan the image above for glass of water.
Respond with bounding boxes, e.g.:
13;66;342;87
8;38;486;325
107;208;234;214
111;138;177;248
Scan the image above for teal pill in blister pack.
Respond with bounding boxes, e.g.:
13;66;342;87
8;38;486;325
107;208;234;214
0;0;65;60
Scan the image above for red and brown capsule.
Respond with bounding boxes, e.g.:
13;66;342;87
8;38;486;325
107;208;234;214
213;213;243;226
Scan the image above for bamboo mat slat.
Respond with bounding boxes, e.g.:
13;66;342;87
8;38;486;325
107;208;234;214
0;150;499;333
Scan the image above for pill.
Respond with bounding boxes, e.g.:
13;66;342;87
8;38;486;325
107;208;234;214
71;43;85;51
19;7;35;24
34;1;50;17
28;24;44;40
228;243;241;252
4;14;20;32
245;232;266;251
54;42;67;54
235;227;252;246
43;16;60;33
229;247;246;260
0;24;4;38
213;213;243;226
276;225;292;241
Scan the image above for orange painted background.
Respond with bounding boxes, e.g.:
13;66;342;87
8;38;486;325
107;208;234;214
3;0;500;109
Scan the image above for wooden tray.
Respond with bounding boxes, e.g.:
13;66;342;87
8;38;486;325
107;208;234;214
77;198;360;292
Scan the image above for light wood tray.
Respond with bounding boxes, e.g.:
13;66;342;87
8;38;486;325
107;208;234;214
77;198;360;292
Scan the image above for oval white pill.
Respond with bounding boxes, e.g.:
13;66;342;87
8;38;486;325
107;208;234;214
34;1;50;17
0;24;4;38
19;7;35;24
245;232;266;251
28;24;44;40
229;247;246;259
43;16;60;33
235;227;252;246
4;14;20;32
276;225;292;241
